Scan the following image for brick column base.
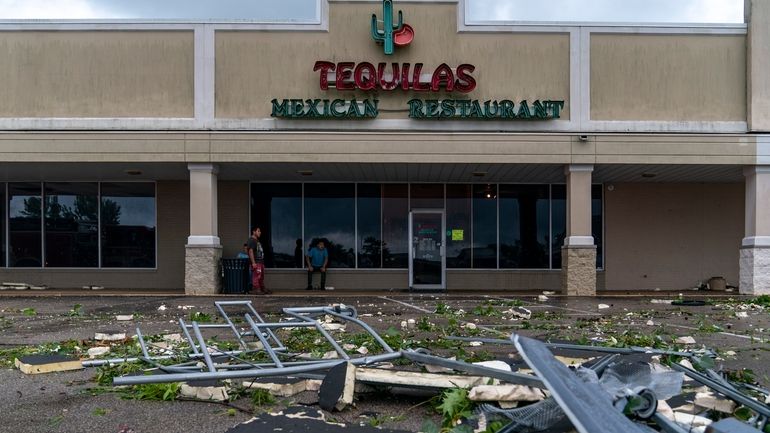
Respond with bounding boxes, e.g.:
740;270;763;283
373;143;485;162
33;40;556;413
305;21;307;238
740;246;770;295
561;246;597;296
185;245;223;295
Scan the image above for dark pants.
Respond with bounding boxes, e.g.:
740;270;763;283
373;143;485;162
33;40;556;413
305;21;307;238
307;267;326;289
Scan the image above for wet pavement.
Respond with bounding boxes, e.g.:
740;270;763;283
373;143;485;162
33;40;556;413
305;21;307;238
0;292;768;432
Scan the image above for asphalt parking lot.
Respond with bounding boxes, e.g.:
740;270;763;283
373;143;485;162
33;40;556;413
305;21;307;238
0;292;768;433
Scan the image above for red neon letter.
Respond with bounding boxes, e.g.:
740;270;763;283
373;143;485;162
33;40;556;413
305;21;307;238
411;63;430;92
454;64;477;93
431;63;455;92
354;62;377;91
335;62;355;90
378;63;400;91
313;61;335;90
400;63;412;90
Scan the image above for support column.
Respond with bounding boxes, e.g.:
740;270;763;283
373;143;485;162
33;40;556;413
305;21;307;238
561;164;597;296
185;163;222;295
740;166;770;295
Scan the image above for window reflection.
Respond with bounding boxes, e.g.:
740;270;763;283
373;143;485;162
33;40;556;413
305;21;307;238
592;184;603;268
304;183;355;268
0;186;4;267
251;183;302;268
357;184;382;268
472;184;497;268
466;0;743;24
100;182;156;268
45;182;98;267
383;184;408;268
551;185;566;269
0;0;320;22
446;184;471;268
9;183;42;267
410;184;444;209
499;185;549;269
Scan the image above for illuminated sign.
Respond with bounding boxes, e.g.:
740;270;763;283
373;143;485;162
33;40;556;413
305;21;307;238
270;1;565;121
313;61;476;93
371;0;414;55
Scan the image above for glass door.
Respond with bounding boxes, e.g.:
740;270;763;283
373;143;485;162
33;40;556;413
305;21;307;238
409;210;445;290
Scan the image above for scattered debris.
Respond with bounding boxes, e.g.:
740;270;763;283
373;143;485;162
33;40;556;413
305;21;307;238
71;299;767;433
94;332;126;341
674;336;696;345
179;381;229;402
694;391;737;414
15;354;83;374
319;362;356;411
242;377;321;397
87;347;110;358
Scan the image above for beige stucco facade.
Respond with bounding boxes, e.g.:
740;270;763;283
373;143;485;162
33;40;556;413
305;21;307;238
0;1;767;295
0;31;194;118
590;34;746;122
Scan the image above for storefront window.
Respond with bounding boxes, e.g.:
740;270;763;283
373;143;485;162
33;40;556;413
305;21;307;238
0;186;4;267
446;184;472;268
499;185;550;269
383;184;408;268
550;184;603;269
304;183;355;268
100;183;156;268
251;183;302;268
357;184;382;268
45;182;98;268
472;184;497;268
9;183;42;267
410;184;444;209
551;185;566;269
593;184;604;269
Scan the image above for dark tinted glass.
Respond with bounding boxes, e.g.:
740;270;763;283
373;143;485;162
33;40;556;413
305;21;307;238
592;184;603;268
357;183;382;268
446;184;472;268
251;183;302;268
304;183;355;268
0;185;5;267
45;183;98;267
499;184;549;268
551;185;566;269
383;184;408;268
9;183;42;267
472;184;497;268
100;183;156;268
410;184;444;209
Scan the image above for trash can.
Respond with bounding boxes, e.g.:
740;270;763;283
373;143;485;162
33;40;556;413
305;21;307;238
221;258;250;294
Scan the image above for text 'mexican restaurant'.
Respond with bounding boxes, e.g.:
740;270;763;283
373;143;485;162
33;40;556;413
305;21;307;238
0;0;768;296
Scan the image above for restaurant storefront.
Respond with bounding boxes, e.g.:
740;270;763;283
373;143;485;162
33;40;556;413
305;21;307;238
0;0;767;295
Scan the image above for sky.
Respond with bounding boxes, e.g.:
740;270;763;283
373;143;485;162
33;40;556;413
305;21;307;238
0;0;745;23
0;0;319;21
466;0;744;24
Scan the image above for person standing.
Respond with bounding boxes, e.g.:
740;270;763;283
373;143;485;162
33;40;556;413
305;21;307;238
247;227;271;295
306;240;329;290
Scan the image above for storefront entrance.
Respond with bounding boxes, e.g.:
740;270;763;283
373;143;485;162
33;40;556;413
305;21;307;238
409;210;445;290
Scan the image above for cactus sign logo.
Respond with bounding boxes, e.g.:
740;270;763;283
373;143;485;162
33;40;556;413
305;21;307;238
371;0;414;55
